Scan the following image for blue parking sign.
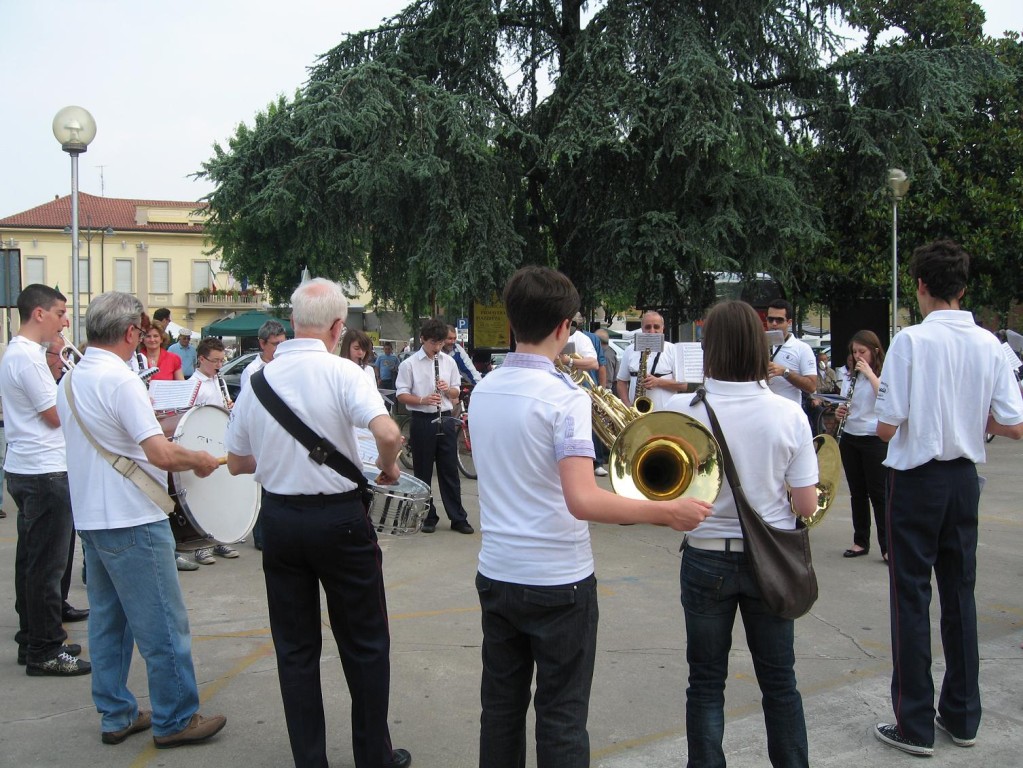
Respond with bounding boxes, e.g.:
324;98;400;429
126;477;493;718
457;317;469;330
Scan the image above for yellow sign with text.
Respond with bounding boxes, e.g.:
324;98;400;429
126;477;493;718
473;300;510;350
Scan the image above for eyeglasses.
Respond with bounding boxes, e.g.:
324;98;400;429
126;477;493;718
201;355;225;366
131;324;145;336
765;316;787;324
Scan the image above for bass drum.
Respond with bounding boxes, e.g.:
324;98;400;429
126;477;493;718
159;405;259;550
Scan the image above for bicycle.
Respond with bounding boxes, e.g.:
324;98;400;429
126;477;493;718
393;388;476;479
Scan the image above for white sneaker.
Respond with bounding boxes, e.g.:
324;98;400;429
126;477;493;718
594;465;609;477
175;554;199;572
213;544;238;559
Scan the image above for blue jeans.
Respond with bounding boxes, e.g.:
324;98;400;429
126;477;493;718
476;572;598;768
8;471;73;663
680;547;808;768
78;520;200;736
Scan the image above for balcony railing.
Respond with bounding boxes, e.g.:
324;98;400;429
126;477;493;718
186;291;264;313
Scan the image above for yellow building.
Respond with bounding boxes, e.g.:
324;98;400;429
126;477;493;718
0;192;266;341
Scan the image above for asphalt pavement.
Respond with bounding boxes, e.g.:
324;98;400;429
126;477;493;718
1;436;1021;767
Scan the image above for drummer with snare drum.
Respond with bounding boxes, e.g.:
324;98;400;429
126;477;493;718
56;291;227;748
225;277;411;768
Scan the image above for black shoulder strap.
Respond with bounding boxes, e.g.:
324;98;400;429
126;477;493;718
250;369;367;490
689;387;741;491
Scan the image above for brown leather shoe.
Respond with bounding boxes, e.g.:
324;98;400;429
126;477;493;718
153;713;227;749
102;710;153;744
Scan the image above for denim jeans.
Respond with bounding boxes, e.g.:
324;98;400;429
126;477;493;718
8;471;73;663
680;547;808;768
78;520;200;736
476;572;598;768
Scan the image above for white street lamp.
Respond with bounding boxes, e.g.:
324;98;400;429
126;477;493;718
53;106;97;343
887;168;910;340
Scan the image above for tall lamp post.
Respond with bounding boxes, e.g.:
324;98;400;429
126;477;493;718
52;106;97;343
887;168;910;340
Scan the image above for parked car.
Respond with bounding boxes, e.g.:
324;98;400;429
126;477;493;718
220;351;258;400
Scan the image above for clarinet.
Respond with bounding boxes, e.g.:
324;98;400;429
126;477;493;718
433;355;444;435
835;371;858;440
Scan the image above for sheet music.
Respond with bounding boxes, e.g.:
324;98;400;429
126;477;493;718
355;427;379;464
765;329;785;347
148;380;201;411
635;333;665;354
560;341;576;356
675;342;704;383
1000;341;1022;372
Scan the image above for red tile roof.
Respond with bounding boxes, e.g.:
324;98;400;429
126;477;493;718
0;192;208;233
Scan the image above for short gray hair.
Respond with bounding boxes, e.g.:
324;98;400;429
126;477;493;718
257;319;287;342
86;292;143;345
290;278;348;331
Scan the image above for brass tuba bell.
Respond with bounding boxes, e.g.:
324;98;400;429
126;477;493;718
801;433;842;528
557;360;721;505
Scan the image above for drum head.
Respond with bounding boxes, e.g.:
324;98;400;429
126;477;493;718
361;464;431;536
171;405;258;543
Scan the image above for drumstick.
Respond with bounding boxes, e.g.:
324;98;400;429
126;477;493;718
217;456;228;465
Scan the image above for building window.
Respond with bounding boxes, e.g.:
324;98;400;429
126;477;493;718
152;259;171;293
114;259;134;293
78;258;91;295
192;261;212;293
25;256;45;285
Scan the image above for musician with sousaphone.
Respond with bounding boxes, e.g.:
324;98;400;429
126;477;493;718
224;277;412;768
664;299;819;767
471;267;713;768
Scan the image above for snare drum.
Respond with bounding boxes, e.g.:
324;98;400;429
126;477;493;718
361;464;431;536
160;405;259;549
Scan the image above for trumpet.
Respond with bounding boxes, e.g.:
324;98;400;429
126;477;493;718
57;333;85;372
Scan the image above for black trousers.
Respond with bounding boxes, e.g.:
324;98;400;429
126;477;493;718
839;433;888;554
409;411;468;526
885;458;981;746
260;493;395;768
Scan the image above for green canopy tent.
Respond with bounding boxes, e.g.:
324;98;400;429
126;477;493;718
201;310;293;338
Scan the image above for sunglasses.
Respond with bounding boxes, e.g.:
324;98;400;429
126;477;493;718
765;317;787;324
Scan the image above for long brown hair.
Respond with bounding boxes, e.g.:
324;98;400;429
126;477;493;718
848;330;885;376
703;301;769;383
340;328;373;368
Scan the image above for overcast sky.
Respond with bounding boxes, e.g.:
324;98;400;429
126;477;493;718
1;0;1018;218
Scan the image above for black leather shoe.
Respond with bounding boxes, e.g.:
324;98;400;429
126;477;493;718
63;605;91;622
385;748;412;768
451;521;474;534
420;522;437;533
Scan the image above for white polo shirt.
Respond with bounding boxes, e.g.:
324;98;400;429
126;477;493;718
239;356;267;393
568;329;597;361
839;369;880;437
473;352;596;585
225;338;387;494
0;335;66;474
768;334;816;404
395;348;460;414
57;347;168;530
189;370;228;407
666;379;818;538
616;343;679;410
876;310;1023;470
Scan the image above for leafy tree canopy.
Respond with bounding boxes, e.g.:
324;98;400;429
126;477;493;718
199;0;1001;321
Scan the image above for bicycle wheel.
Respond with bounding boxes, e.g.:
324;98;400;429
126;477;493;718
456;422;476;479
397;417;414;470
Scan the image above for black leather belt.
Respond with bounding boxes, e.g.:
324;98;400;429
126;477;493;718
262;489;361;507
